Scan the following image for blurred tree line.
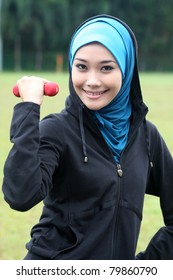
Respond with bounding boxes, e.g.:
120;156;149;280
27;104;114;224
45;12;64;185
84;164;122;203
1;0;173;71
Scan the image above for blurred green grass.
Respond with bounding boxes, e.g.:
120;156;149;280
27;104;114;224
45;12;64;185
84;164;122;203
0;71;173;259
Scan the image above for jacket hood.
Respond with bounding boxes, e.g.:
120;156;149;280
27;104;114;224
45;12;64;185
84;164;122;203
65;14;150;164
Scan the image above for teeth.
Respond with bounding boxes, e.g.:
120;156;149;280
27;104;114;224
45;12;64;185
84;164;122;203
86;91;103;96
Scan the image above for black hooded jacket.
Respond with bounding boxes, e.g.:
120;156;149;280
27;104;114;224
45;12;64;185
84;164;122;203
2;15;173;260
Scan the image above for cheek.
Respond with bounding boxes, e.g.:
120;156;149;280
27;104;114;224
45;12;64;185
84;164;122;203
115;72;123;90
108;72;122;92
118;78;123;90
71;69;82;90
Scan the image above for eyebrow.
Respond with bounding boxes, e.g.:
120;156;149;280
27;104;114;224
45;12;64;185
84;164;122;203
74;58;117;64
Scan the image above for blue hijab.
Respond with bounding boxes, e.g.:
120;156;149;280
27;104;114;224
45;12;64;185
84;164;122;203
69;16;135;163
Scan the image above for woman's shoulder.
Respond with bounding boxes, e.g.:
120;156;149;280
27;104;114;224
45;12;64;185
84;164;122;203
145;119;160;135
145;119;167;149
40;109;68;126
39;111;66;137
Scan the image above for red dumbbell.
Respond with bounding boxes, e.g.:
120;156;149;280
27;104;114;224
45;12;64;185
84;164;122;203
13;82;59;97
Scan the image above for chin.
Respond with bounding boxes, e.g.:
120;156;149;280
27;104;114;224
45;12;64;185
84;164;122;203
85;104;104;111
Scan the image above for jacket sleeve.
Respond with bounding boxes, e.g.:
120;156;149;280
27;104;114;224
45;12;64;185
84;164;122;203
136;121;173;259
2;102;64;212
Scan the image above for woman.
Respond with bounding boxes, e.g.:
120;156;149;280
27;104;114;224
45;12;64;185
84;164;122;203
2;14;173;260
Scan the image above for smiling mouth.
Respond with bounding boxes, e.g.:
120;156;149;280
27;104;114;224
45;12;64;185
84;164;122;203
83;89;107;97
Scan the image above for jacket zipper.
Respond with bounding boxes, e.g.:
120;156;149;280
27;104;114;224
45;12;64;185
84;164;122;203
111;164;123;258
117;164;123;177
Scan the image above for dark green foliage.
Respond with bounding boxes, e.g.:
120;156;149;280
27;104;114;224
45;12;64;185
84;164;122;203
1;0;173;70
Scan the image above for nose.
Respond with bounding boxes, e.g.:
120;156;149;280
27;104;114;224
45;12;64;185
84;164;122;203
85;71;102;88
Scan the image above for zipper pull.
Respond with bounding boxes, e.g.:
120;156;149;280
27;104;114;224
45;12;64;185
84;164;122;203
117;164;123;177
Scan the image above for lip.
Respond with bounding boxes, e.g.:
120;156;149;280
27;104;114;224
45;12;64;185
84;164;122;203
83;89;107;99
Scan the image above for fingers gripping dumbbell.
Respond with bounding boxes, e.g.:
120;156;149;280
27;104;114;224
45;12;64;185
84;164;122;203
12;82;59;97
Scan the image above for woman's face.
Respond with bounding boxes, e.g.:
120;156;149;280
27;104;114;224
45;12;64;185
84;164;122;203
71;43;122;111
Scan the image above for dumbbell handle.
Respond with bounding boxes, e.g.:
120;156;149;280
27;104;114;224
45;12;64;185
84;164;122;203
13;82;59;97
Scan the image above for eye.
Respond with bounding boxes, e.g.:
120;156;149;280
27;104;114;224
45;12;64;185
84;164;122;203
75;63;87;71
101;65;114;72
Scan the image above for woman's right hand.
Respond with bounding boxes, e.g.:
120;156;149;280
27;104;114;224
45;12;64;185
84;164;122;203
16;76;50;105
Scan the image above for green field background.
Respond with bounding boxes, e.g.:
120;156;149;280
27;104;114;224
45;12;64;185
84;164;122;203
0;72;173;259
